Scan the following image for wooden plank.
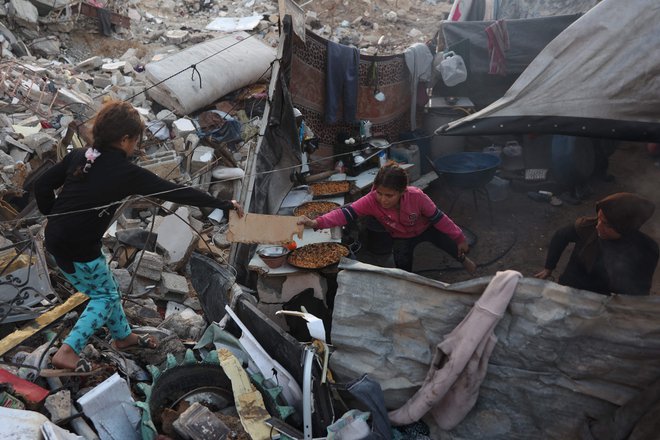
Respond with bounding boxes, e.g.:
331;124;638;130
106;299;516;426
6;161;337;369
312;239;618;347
218;348;272;440
227;211;303;244
0;292;89;356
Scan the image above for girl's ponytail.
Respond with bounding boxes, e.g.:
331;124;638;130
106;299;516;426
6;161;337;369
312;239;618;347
72;147;101;177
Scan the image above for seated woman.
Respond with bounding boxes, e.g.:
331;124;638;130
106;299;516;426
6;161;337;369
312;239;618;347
535;192;658;295
298;163;476;274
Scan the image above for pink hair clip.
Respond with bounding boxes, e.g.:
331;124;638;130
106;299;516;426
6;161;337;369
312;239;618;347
83;147;101;173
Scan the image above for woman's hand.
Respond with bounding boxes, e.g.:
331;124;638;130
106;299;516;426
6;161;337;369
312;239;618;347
534;268;552;279
297;215;318;229
231;200;244;218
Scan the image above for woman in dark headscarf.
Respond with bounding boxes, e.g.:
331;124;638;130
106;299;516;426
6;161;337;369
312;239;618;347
534;192;658;296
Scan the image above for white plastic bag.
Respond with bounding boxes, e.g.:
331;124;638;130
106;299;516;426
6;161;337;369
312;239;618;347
437;51;467;87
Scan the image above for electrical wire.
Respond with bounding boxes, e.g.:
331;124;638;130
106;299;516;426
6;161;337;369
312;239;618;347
0;130;435;227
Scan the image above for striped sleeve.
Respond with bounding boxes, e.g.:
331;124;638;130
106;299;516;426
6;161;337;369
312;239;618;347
428;207;445;224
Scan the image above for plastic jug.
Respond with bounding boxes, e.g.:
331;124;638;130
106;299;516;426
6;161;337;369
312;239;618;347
486;175;509;202
390;144;421;182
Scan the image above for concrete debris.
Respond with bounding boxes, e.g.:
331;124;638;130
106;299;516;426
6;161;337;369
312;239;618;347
77;373;141;440
156;207;197;270
129;250;164;281
8;0;39;27
159;306;206;340
44;390;72;424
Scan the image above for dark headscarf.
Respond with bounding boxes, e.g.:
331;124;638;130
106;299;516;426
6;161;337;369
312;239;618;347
574;192;655;271
595;192;655;235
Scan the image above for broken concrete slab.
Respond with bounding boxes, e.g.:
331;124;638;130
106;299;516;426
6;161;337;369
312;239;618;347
156;207;197;270
8;0;39;26
78;373;141;440
138;150;181;179
160;272;189;297
22;132;56;157
28;36;60;57
129;250;164;281
124;297;163;327
159;307;205;340
0;407;83;440
112;268;133;293
75;55;104;72
44;390;72;424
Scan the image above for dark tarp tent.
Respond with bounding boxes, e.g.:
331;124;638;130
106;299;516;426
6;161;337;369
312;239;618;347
438;0;660;142
437;14;581;107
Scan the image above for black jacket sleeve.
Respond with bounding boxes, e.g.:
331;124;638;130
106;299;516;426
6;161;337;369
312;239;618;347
545;224;579;270
34;155;70;215
125;163;234;210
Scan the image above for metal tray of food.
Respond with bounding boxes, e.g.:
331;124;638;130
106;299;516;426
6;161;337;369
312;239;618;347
309;180;351;199
293;201;341;219
287;242;350;269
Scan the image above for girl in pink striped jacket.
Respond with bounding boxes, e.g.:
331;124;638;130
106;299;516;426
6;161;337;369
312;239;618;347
298;163;476;274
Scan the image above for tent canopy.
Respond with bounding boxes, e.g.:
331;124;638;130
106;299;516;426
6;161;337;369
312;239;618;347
439;0;660;142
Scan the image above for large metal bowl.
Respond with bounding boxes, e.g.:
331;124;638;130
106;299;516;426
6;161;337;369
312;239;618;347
434;152;501;189
257;246;290;268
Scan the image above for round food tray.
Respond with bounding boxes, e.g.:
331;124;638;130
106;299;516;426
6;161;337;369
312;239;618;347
310;181;351;198
293;201;341;219
287;242;350;269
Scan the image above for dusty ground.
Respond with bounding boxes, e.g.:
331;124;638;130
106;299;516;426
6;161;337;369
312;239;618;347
308;0;452;53
356;143;660;294
57;0;451;62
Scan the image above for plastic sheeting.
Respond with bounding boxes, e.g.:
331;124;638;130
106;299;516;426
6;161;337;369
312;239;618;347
145;33;276;115
329;259;660;439
442;14;579;75
439;0;660;141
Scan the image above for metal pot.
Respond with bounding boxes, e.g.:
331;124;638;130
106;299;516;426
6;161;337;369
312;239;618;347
433;152;501;189
257;246;290;269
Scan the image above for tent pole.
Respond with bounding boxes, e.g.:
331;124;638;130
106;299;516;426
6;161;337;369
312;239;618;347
228;27;286;268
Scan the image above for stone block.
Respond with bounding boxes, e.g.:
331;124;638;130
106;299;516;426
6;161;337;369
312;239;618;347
138;150;182;180
118;213;141;229
93;74;113;88
156;207;197;270
101;60;127;72
44;390;71;423
160;272;189;296
23;132;56;156
172;118;196;138
130;250;163;281
8;147;29;164
111;268;132;293
8;0;38;26
75;56;104;71
191;145;214;174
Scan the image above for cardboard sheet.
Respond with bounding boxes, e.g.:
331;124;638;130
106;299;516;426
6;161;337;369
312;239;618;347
227;211;303;244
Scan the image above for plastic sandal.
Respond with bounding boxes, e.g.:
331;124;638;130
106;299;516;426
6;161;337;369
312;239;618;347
40;358;101;377
137;334;158;349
